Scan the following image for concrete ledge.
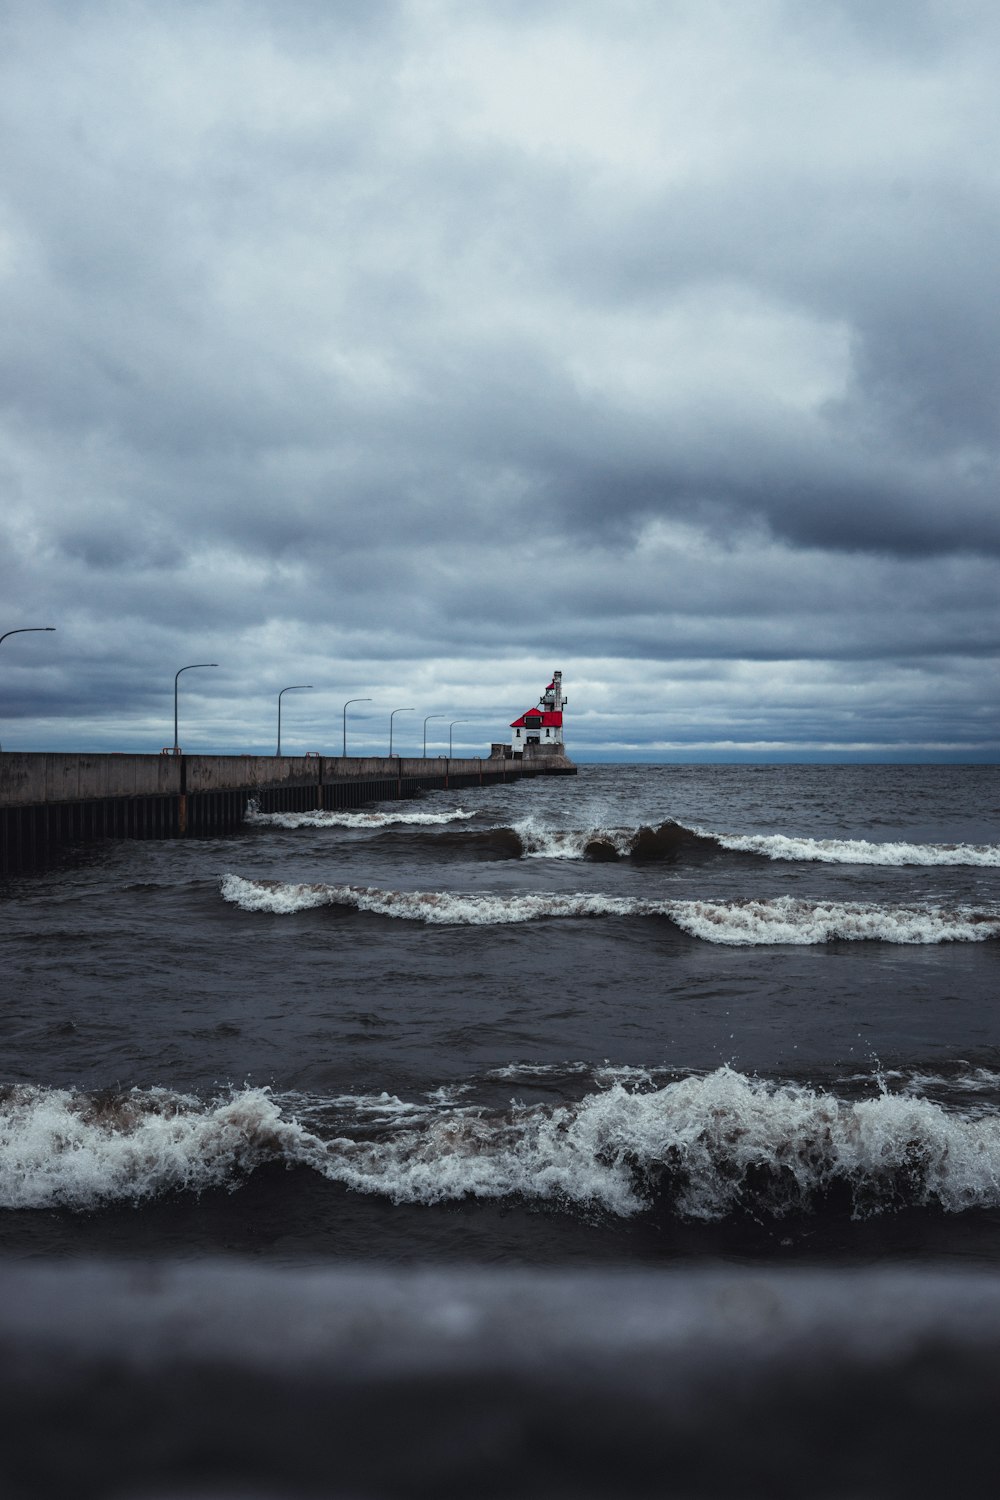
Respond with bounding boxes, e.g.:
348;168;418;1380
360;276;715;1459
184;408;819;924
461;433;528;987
0;751;181;805
0;1262;994;1498
0;752;574;808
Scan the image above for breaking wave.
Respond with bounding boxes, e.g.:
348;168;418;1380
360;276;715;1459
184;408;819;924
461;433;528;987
220;875;1000;944
245;806;475;831
707;828;1000;866
243;806;999;866
510;818;721;862
7;1070;1000;1221
383;817;1000;866
524;818;1000;866
0;1084;316;1211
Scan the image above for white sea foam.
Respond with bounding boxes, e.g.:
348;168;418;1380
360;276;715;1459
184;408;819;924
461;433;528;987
220;876;1000;944
9;1070;1000;1219
664;895;1000;945
221;875;336;914
245;807;475;830
245;803;1000;864
0;1085;324;1211
903;1068;1000;1097
487;1062;595;1081
703;828;1000;866
490;818;1000;867
511;817;634;859
487;1062;662;1087
320;1068;1000;1219
325;1092;438;1121
220;874;639;924
425;1084;475;1106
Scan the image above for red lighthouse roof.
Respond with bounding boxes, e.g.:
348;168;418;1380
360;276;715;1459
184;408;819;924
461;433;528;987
510;708;563;729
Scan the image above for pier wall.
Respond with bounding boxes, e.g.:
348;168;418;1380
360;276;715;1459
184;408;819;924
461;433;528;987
0;750;575;873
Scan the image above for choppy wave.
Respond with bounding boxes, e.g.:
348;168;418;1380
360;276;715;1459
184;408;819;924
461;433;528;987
503;816;722;864
509;818;723;862
321;1068;1000;1220
547;818;1000;866
245;806;475;830
0;1084;316;1210
7;1069;1000;1220
243;803;1000;865
706;828;1000;866
402;817;1000;866
220;875;1000;944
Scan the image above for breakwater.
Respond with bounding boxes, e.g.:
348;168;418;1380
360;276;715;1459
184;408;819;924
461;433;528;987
0;749;575;873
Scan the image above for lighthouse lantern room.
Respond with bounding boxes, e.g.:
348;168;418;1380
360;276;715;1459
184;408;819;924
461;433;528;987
510;670;567;754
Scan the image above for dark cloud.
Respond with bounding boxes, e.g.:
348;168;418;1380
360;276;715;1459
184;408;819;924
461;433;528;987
0;0;998;757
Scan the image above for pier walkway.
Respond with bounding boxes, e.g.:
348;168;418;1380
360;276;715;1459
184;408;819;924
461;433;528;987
0;749;575;873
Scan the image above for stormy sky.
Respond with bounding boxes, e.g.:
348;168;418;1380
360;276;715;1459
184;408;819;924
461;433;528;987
2;0;998;761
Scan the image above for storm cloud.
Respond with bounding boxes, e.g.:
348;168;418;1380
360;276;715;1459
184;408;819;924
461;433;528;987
1;0;998;759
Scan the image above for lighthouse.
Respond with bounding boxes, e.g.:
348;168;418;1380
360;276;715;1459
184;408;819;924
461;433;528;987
509;670;567;756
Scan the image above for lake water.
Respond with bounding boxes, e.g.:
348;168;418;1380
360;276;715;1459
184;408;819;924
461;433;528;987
3;762;999;1262
2;762;999;1496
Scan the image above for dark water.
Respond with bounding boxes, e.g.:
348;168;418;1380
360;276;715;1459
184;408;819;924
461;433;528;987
2;762;999;1266
4;762;1000;1498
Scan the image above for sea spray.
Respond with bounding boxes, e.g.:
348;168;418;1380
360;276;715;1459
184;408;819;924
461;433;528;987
0;1084;324;1211
8;1069;1000;1221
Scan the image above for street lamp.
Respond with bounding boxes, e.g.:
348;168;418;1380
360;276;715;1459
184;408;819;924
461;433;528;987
342;697;372;757
173;663;218;754
423;714;446;756
389;707;414;755
0;628;56;647
448;720;468;757
1;628;56;752
277;685;313;756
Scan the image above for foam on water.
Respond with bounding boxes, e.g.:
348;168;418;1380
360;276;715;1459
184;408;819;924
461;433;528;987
320;1068;1000;1220
511;817;636;860
487;1062;663;1087
667;895;1000;944
706;828;1000;866
7;1069;1000;1221
220;875;1000;944
0;1084;322;1211
463;818;1000;867
906;1067;1000;1094
220;873;639;924
240;802;1000;866
245;806;475;830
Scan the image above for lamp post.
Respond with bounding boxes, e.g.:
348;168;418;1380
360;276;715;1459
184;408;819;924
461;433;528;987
1;628;56;752
173;663;218;755
389;707;414;755
1;627;56;647
342;697;372;758
277;685;313;756
448;720;468;757
422;714;446;757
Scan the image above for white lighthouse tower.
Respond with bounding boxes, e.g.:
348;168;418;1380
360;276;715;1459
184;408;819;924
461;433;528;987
509;670;567;756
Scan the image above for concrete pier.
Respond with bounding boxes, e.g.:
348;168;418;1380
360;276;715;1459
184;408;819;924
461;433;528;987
0;748;576;874
0;1263;993;1500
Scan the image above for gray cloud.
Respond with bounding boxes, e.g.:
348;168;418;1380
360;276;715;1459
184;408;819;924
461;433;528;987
1;0;998;759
